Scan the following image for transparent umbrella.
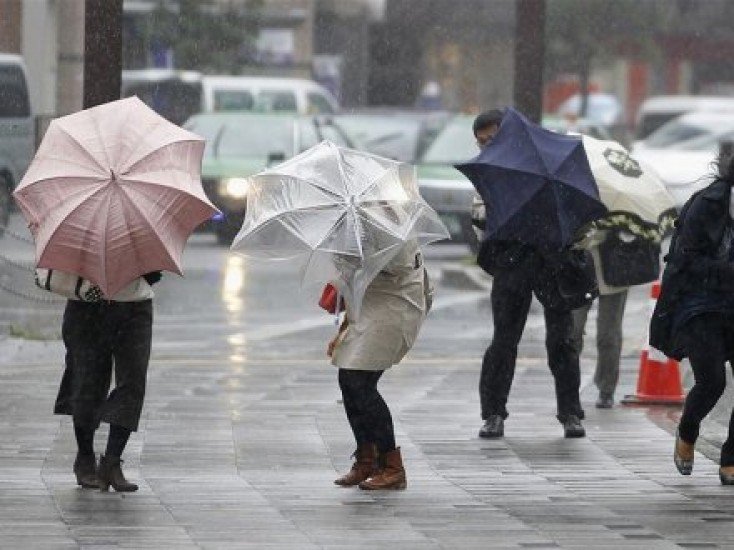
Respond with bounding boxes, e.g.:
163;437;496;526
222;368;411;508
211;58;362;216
230;140;449;316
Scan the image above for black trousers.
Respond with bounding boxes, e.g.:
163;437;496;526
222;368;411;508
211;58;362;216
678;313;734;466
338;368;396;454
480;269;584;422
55;299;153;432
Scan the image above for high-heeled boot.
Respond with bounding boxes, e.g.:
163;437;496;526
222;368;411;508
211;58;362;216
334;444;378;486
97;455;138;492
359;447;407;490
73;453;99;488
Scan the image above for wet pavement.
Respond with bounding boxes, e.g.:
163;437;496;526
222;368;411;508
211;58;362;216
1;213;734;549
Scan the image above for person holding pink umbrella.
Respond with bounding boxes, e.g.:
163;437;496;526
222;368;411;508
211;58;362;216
15;97;218;491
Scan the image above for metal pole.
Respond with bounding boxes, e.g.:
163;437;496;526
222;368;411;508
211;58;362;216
513;0;545;123
83;0;123;109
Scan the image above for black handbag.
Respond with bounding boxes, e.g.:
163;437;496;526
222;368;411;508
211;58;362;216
599;231;660;287
534;249;598;311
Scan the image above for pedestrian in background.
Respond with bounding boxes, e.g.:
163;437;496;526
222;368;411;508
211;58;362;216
470;110;593;440
570;229;630;409
39;269;162;492
652;152;734;485
328;242;431;490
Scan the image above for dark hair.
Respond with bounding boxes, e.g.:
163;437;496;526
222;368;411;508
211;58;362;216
473;109;504;137
716;142;734;184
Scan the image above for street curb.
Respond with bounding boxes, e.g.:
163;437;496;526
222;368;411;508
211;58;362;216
441;265;491;291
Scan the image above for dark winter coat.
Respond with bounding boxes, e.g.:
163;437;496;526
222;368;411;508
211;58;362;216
477;239;597;311
650;178;734;360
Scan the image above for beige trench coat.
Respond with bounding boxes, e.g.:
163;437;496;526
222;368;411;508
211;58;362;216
331;244;430;371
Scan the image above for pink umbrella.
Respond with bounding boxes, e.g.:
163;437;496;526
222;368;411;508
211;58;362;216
13;96;217;297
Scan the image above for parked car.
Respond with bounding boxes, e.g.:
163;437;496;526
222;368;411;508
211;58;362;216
122;70;340;126
417;114;615;250
631;111;734;208
183;112;352;244
633;95;734;145
333;110;450;162
0;53;33;236
201;75;339;115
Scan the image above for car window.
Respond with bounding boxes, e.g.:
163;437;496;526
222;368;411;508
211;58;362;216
421;118;475;164
636;113;684;140
675;129;734;152
644;120;709;149
256;90;298;112
214;90;254;111
187;117;295;158
0;64;30;117
307;92;334;114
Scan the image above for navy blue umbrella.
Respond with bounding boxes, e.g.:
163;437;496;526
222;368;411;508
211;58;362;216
455;108;607;249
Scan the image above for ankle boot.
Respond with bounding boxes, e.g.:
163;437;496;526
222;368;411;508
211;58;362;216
73;452;99;488
719;466;734;485
359;447;407;490
97;455;138;492
334;444;378;486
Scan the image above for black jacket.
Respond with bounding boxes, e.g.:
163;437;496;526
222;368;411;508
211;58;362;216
650;178;734;359
477;239;597;311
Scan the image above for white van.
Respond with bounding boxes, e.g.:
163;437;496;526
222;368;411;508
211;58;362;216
634;95;734;144
0;54;33;235
200;75;339;115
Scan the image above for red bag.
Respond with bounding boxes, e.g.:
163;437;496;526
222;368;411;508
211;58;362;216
319;283;345;314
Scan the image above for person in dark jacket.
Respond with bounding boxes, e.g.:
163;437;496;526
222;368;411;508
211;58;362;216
50;271;162;492
656;154;734;485
471;110;589;439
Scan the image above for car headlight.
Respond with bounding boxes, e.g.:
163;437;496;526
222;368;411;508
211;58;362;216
220;178;249;199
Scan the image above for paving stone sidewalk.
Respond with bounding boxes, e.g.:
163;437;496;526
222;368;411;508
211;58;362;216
1;338;734;549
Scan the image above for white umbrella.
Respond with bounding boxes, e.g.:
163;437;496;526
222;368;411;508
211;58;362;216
582;135;676;239
231;141;449;316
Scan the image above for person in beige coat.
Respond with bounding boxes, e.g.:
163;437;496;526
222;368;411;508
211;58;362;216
328;241;431;490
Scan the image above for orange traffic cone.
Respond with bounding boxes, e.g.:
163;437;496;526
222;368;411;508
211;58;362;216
622;281;685;406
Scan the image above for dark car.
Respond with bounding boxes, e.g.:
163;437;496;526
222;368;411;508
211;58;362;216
184;112;352;244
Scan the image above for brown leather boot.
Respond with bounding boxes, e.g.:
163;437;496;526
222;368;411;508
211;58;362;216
719;466;734;485
334;444;377;486
97;455;138;492
359;447;407;490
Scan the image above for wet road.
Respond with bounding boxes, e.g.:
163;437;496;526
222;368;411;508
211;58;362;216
2;214;734;549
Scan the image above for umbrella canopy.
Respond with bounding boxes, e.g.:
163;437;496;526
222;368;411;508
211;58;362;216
13;96;218;297
455;107;607;249
231;140;449;315
582;135;676;239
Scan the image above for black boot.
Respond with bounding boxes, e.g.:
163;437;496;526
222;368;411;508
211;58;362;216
97;455;138;492
563;415;586;438
73;453;99;488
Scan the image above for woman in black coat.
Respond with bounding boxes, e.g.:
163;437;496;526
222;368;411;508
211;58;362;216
655;154;734;485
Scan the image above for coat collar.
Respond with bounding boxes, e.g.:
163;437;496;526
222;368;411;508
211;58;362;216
700;178;732;203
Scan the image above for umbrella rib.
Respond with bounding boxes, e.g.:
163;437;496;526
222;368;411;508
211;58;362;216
123;138;205;176
262;173;344;201
117;174;211;205
355;164;397;199
115;185;179;271
52;124;109;174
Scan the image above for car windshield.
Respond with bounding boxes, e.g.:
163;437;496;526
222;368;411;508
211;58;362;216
335;116;422;162
186;116;295;158
420;117;475;164
644;119;711;148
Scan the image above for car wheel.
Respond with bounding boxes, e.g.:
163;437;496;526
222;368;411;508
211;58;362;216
0;175;11;239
